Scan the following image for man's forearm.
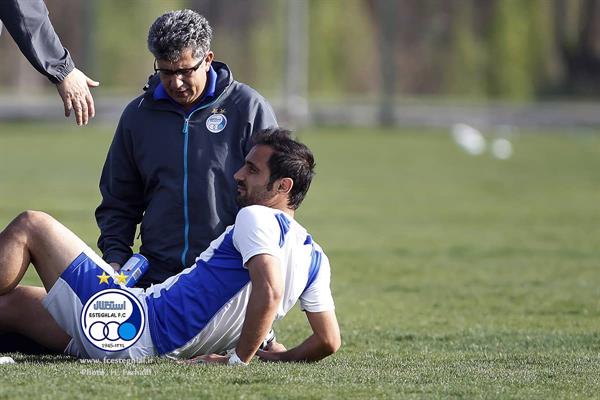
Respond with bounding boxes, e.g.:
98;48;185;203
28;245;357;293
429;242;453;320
258;310;341;363
268;334;337;362
235;283;280;363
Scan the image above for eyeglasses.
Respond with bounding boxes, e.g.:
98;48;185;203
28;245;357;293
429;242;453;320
154;57;205;78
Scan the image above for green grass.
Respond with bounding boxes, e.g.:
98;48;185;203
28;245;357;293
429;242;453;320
1;122;600;399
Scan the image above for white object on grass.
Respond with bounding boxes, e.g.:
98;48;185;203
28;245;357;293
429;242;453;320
491;138;513;160
451;123;486;155
0;356;15;365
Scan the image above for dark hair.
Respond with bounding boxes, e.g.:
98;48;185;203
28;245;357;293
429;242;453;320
253;128;316;210
147;9;212;61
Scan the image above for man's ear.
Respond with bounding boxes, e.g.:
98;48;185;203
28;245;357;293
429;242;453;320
278;178;293;195
204;51;215;69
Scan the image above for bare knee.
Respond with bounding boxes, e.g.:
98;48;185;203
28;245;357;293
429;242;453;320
0;211;55;295
5;211;57;247
12;210;53;234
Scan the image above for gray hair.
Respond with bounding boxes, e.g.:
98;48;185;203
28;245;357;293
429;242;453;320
147;9;212;61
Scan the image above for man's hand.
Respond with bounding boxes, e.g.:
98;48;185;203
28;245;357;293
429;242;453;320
258;311;340;363
257;339;287;362
55;68;100;126
264;339;287;352
109;262;121;272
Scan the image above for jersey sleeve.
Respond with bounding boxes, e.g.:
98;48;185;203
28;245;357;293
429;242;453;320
300;248;335;312
232;206;282;266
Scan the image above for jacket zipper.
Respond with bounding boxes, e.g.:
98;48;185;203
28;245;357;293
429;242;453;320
179;95;225;269
181;117;191;269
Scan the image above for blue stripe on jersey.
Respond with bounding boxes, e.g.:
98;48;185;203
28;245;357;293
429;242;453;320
304;234;313;245
61;252;122;305
304;245;322;292
146;229;251;355
274;213;291;247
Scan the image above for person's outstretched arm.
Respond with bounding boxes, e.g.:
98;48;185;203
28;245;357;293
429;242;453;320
0;0;99;125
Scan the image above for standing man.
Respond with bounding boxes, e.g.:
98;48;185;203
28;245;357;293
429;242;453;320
96;9;277;287
0;0;99;125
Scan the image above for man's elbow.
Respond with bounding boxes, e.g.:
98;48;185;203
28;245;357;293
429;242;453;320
320;332;341;356
263;285;283;310
329;334;342;354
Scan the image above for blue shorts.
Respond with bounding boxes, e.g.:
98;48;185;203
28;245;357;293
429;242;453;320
42;248;156;359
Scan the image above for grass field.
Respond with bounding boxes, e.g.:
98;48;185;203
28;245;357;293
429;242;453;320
1;121;600;399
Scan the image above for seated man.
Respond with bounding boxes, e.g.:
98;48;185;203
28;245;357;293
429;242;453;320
0;128;340;364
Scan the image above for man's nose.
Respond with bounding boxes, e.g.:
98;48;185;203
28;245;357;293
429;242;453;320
233;168;244;181
171;76;185;88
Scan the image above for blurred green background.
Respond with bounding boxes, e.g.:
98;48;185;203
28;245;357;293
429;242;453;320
1;0;600;100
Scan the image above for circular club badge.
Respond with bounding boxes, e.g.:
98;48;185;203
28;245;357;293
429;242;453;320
206;113;227;133
80;289;145;352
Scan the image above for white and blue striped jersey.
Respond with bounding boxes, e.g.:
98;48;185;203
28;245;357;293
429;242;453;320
144;205;335;358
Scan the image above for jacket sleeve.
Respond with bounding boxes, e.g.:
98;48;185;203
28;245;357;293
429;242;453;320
95;116;145;266
0;0;74;83
243;94;278;153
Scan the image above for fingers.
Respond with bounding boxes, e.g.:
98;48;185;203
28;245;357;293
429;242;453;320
86;77;100;87
256;341;286;362
265;340;286;352
63;96;72;118
109;262;121;272
73;97;88;126
56;68;99;126
256;349;276;362
83;73;99;120
86;91;96;119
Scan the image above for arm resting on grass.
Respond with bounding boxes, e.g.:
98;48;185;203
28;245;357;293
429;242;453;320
235;254;283;363
190;253;283;365
257;310;341;362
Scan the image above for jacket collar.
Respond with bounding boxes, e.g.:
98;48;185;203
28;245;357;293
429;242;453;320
152;65;218;105
143;61;233;110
